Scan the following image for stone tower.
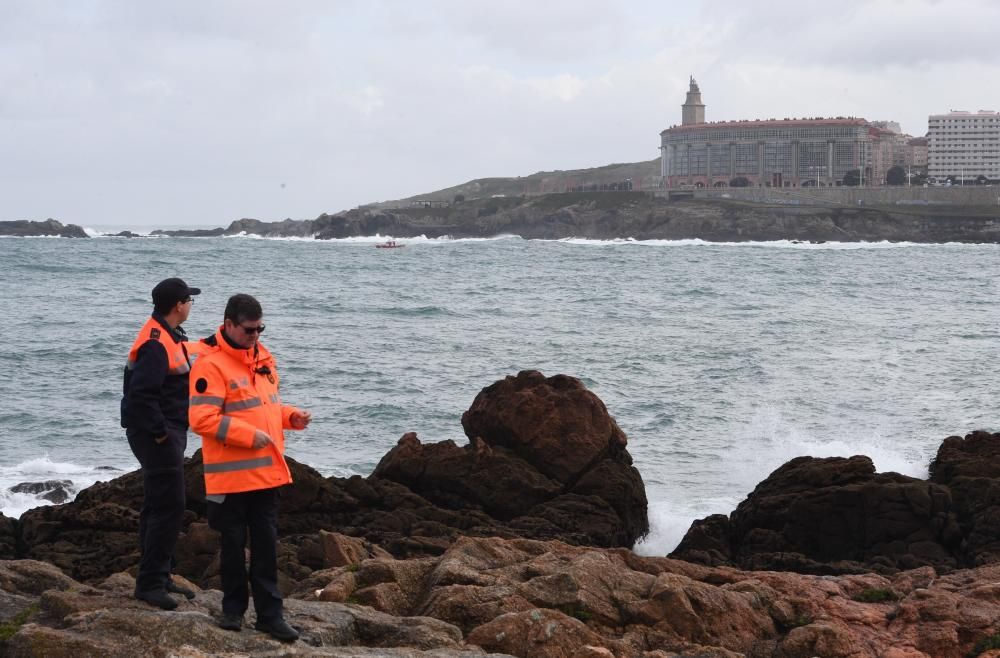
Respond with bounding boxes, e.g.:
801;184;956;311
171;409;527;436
681;76;705;125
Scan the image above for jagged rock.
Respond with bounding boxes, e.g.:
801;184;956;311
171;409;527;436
9;480;74;504
295;536;1000;658
8;536;1000;656
0;565;500;657
929;430;1000;566
19;496;142;581
465;608;614;658
460;371;627;485
225;217;316;237
0;560;79;596
672;455;963;574
0;219;88;238
0;515;16;559
375;371;648;547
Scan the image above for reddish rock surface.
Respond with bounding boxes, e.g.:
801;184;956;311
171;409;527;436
9;537;1000;657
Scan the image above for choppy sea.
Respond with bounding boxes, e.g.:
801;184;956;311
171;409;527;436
1;231;998;555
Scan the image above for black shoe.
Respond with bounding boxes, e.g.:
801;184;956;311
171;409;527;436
218;613;243;631
255;618;299;642
166;579;195;600
135;589;178;610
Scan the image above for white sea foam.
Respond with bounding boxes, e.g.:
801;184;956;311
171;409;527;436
550;237;993;249
223;231;318;241
633;497;736;557
310;233;522;244
0;456;123;519
634;407;932;557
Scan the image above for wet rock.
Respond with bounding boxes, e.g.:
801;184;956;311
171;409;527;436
9;480;74;504
929;430;1000;566
375;371;648;547
673;455;962;574
0;515;16;559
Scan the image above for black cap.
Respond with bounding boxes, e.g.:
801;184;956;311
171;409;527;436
152;277;201;310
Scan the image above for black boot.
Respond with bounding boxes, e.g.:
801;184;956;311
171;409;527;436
218;613;243;631
255;617;299;642
135;590;178;610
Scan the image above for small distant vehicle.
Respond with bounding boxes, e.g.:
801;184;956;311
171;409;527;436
375;240;405;249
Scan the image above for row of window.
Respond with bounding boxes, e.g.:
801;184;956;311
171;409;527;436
665;128;870;143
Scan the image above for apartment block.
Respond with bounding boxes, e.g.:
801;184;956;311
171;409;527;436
927;111;1000;182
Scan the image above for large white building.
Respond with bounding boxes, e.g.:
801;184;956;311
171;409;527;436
660;78;903;188
927;110;1000;182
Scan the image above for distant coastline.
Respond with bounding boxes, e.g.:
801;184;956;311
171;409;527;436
6;190;1000;244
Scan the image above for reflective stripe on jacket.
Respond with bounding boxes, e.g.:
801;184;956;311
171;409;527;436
188;327;300;495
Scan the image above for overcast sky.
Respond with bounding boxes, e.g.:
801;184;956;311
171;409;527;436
2;0;998;228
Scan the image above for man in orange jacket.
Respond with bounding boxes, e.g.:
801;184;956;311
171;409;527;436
122;277;203;610
189;293;311;642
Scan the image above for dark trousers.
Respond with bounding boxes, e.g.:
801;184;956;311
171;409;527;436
127;424;187;595
207;487;282;621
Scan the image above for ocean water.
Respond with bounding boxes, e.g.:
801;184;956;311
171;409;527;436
1;233;998;555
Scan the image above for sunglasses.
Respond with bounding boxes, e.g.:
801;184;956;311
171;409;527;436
239;324;266;334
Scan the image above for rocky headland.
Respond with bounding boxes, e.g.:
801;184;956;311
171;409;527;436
9;193;1000;243
152;193;1000;244
2;371;1000;657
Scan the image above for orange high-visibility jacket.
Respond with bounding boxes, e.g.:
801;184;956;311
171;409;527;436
122;315;209;435
126;316;197;375
188;328;302;495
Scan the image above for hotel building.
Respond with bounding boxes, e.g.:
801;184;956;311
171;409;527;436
660;78;896;188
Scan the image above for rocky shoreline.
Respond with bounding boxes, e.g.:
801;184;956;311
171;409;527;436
2;371;1000;656
154;194;1000;244
7;192;1000;242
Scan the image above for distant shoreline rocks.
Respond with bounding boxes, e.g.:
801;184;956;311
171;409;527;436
0;219;88;238
8;193;1000;243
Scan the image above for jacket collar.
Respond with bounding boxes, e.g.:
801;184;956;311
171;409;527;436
151;311;187;343
212;326;273;367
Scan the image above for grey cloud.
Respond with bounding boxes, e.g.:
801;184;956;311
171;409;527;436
1;1;998;227
709;0;1000;68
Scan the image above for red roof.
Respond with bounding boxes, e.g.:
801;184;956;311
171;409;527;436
661;117;869;134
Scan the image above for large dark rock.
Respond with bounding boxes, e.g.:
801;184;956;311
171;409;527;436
929;430;1000;566
673;454;964;574
0;515;16;559
18;471;146;582
0;219;88;238
375;371;648;547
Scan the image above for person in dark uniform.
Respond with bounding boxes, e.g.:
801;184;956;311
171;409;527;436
121;277;204;610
